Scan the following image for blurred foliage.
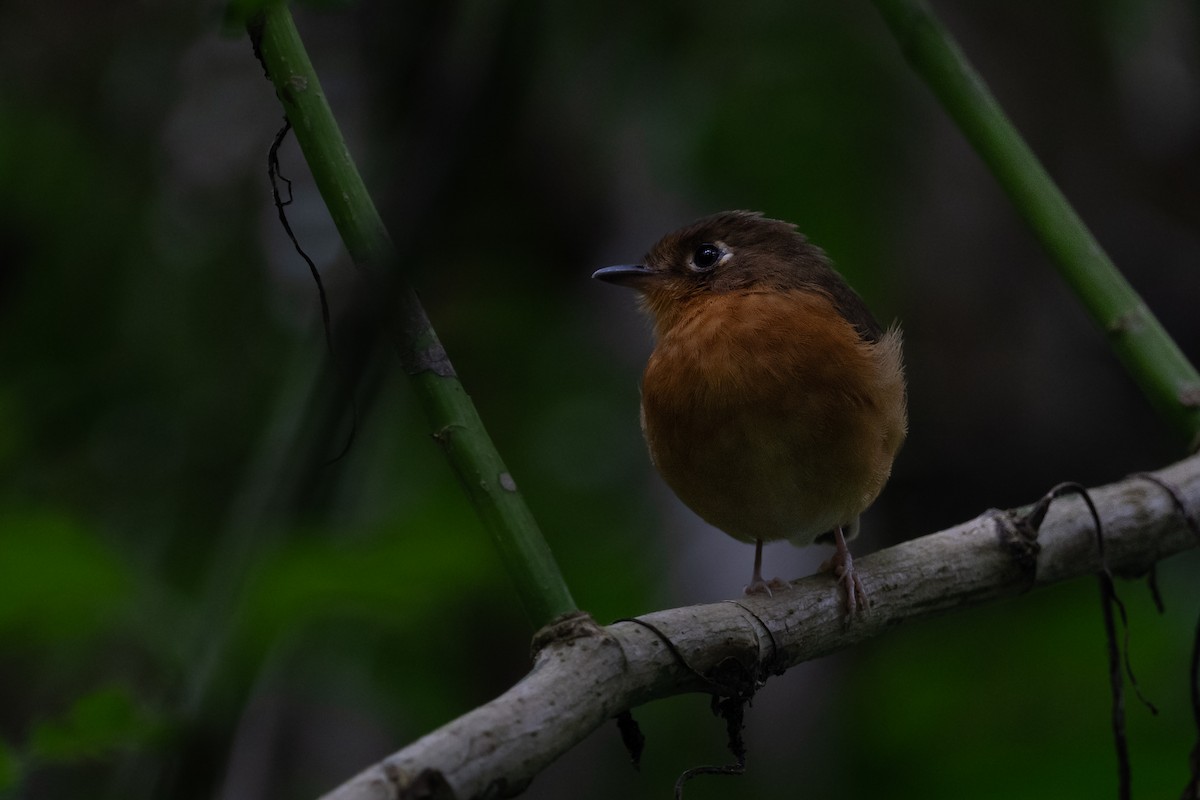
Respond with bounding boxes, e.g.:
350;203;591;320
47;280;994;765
0;512;132;643
29;687;164;763
0;0;1198;798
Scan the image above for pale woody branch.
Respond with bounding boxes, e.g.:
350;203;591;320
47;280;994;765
322;454;1200;800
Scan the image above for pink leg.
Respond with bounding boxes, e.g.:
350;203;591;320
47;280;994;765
744;539;790;597
827;525;869;616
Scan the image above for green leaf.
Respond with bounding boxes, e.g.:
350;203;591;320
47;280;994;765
0;740;21;792
0;511;132;642
29;687;162;763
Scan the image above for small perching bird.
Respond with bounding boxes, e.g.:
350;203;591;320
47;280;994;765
593;211;907;613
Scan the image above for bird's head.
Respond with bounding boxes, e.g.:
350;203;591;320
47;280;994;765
593;210;871;339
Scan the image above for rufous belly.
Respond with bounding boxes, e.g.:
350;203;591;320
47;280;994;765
640;290;906;545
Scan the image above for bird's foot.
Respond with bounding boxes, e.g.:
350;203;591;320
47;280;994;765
821;527;870;617
745;539;789;596
744;576;791;597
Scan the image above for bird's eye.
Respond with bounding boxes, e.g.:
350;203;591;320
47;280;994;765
691;243;723;271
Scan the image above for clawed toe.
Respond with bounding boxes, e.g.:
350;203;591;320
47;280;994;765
836;563;869;617
825;525;871;618
744;576;791;597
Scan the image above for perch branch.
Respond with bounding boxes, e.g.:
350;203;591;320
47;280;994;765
322;453;1200;800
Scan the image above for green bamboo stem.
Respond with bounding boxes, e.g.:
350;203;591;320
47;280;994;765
871;0;1200;449
250;2;576;626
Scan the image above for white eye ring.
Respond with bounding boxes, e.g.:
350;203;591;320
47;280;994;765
689;241;730;272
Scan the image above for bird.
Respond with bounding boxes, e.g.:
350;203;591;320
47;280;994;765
593;210;906;613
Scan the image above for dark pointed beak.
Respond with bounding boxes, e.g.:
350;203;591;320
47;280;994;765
591;264;658;289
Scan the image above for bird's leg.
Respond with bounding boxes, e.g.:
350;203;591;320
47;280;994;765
744;539;790;596
825;525;869;616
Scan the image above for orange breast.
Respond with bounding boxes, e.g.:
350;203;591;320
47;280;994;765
640;289;906;545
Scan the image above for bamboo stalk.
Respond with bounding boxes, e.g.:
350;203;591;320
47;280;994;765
249;2;576;626
871;0;1200;449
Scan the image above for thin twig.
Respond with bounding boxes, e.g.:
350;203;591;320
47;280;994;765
266;119;358;464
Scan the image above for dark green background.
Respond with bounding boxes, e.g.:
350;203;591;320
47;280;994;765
1;1;1198;797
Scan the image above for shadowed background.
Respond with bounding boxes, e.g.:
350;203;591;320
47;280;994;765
1;1;1198;797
